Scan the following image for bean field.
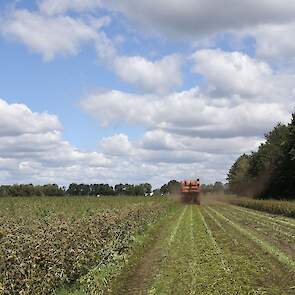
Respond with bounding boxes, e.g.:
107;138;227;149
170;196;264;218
0;197;295;294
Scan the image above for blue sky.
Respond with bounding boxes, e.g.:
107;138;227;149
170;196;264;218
0;5;140;148
1;0;197;148
0;0;294;187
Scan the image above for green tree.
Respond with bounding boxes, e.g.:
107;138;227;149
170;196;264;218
143;183;152;194
265;114;295;199
167;180;181;194
249;123;289;197
160;184;168;195
227;154;251;195
227;115;295;199
213;182;225;194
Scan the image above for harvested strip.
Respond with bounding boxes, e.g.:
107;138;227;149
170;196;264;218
116;206;184;295
199;209;230;272
204;206;294;294
149;206;256;295
221;205;295;240
148;205;192;294
188;206;197;295
218;205;295;257
168;206;187;245
232;205;295;229
190;206;194;242
203;206;225;232
209;206;295;270
191;207;255;294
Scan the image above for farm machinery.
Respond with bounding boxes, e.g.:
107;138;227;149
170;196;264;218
180;179;201;205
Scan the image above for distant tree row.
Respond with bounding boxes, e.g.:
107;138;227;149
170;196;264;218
227;113;295;200
158;180;181;195
67;183;114;196
0;179;228;198
0;184;65;197
67;183;152;196
201;182;226;194
0;183;153;197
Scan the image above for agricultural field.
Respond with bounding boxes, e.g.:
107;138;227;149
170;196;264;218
1;196;295;294
225;196;295;218
0;197;175;294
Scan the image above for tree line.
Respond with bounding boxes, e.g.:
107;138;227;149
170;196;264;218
67;183;152;196
0;184;65;197
0;183;153;197
0;179;227;198
201;182;226;194
227;113;295;200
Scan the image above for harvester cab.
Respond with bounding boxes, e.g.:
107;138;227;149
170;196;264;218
180;179;201;205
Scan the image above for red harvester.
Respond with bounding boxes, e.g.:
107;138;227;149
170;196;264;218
180;179;201;205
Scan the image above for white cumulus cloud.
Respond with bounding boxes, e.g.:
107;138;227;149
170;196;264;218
80;49;294;184
0;98;111;184
113;54;183;93
80;88;290;139
191;49;295;102
1;9;100;61
100;133;134;156
0;99;61;136
1;7;183;93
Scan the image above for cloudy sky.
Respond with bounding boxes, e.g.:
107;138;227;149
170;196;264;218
0;0;294;187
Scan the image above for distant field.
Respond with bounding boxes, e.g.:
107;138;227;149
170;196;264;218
1;196;295;294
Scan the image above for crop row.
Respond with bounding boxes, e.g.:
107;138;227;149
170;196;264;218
208;206;295;270
0;198;173;294
223;195;295;217
202;206;295;294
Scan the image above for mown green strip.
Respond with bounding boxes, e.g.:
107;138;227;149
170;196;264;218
168;206;187;245
232;205;295;229
199;210;230;272
148;205;190;295
221;205;295;240
208;206;295;270
203;206;225;232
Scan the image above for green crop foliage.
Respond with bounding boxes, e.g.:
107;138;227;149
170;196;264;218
0;196;174;294
210;194;295;217
1;197;294;294
230;197;295;217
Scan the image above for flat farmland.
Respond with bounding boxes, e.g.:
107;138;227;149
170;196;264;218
0;197;174;294
0;197;295;294
121;204;295;295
